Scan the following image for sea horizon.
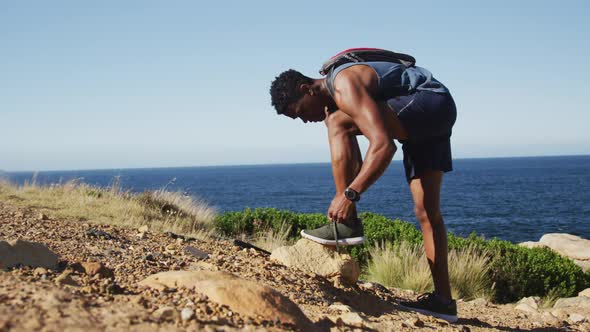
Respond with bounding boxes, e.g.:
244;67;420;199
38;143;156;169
4;153;589;174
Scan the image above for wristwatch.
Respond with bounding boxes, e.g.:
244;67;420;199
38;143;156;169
344;187;361;202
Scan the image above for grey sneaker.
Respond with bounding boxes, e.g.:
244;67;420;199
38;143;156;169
399;292;458;323
300;220;365;246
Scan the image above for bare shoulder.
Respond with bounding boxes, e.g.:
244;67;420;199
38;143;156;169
332;64;378;96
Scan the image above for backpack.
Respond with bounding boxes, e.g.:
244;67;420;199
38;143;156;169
319;48;416;76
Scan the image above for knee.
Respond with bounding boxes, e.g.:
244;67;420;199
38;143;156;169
414;204;443;226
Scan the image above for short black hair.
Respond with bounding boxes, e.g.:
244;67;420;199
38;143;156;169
270;69;313;114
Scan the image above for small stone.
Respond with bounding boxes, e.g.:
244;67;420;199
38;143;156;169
33;267;48;276
38;213;48;221
569;313;586;323
404;317;424;328
137;232;147;240
337;312;368;327
180;308;195;321
466;298;488;306
81;262;114;279
460;327;471;332
138;225;149;233
55;270;78;286
358;281;375;289
185;246;209;260
153;306;176;321
329;304;355;312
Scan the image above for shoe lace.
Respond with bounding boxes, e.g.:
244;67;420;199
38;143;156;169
332;220;339;252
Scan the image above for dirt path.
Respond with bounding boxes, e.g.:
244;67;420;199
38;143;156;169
0;201;583;331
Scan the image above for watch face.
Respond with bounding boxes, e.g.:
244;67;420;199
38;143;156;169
345;188;358;201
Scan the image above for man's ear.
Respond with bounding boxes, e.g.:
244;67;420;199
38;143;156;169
299;83;312;95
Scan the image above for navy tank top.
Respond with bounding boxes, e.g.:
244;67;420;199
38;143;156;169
325;61;449;100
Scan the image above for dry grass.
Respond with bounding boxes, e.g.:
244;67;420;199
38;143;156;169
0;179;217;241
365;241;494;300
252;221;294;252
365;241;432;293
539;288;561;309
448;244;493;301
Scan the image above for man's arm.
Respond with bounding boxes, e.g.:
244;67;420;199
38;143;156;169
332;66;397;195
325;109;363;221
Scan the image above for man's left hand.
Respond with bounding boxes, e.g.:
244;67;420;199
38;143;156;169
328;194;355;223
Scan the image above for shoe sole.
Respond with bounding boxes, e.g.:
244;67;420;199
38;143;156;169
398;304;458;323
300;230;365;246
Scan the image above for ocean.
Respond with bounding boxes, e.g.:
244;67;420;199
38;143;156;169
4;155;589;243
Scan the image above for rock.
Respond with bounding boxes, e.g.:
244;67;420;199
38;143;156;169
336;312;369;327
270;239;360;284
33;267;48;276
539;233;590;265
184;246;209;260
138;225;149;233
138;270;313;330
0;239;59;269
517;296;540;309
180;308;195;321
579;288;590;298
518;241;547;249
153;306;176;321
403;317;424;328
329;304;355;312
515;303;538;314
38;213;48;221
554;296;590;310
550;308;569;320
569;313;586;323
541;311;560;325
466;298;489;306
85;228;115;240
191;261;218;271
55;270;78;286
575;260;590;272
81;262;114;279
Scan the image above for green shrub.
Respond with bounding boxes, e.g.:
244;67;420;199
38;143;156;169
214;208;326;238
215;208;590;303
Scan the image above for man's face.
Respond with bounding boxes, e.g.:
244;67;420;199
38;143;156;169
283;94;326;123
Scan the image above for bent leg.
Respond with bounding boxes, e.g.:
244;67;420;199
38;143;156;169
409;170;452;300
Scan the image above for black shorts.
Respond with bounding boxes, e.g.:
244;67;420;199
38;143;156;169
387;90;457;181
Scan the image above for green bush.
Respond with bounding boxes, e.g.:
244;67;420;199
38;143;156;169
214;208;590;303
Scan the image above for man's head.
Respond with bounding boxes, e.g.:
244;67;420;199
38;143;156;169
270;69;329;123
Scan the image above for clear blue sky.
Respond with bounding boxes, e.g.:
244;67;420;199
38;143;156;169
1;1;589;171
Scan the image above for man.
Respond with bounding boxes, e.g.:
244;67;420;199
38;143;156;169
269;56;458;322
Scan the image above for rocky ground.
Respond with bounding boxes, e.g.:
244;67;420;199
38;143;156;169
1;200;588;331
